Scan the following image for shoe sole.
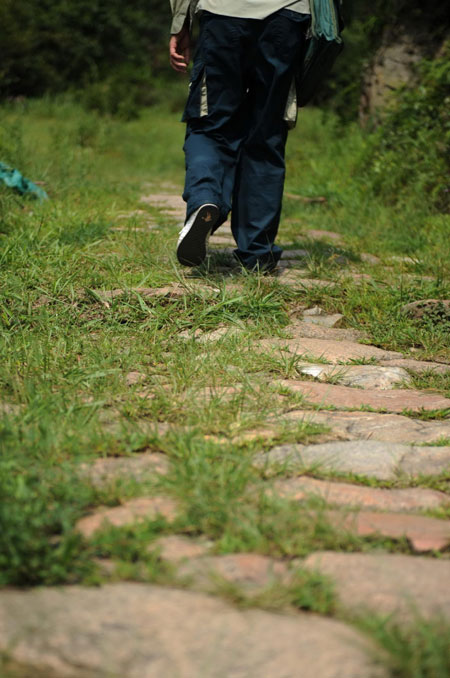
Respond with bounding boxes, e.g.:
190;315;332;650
177;205;220;266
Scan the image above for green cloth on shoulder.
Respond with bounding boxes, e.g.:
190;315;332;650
0;162;48;201
311;0;342;42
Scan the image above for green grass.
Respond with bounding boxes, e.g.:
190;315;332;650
359;615;450;678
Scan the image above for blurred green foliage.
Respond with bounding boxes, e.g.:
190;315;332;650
0;0;174;117
0;467;93;586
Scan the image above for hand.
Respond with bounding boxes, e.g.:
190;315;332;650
169;24;191;73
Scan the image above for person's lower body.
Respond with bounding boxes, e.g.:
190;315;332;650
178;10;308;270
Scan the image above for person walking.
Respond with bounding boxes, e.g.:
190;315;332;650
169;1;312;272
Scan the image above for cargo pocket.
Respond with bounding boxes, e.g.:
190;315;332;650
283;77;298;130
182;61;209;122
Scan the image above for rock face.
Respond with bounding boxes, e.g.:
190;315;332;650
0;584;386;678
304;552;450;621
360;25;424;118
359;7;449;121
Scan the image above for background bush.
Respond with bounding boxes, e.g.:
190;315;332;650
0;0;175;117
362;43;450;212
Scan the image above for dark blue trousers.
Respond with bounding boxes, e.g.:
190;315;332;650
182;10;308;269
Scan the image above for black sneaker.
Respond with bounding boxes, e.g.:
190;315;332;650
176;204;220;266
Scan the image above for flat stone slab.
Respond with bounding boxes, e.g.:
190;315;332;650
285;320;364;342
263;336;401;363
360;253;381;265
281;248;310;260
0;584;385;678
303;314;345;329
116;209;148;219
78;454;169;487
210;235;236;245
125;370;146;386
275;272;337;289
399;445;450;476
140;193;185;219
180;325;244;343
152;535;212;563
76;496;178;538
140;193;184;208
178;553;290;593
283;192;327;204
305;229;344;244
378;358;450;374
110;224;159;233
281;409;450;444
91;284;186;306
278;379;450;413
255;440;450;480
272;476;448;512
90;283;219;307
304;552;450;621
327;510;450;552
0;402;21;417
296;364;411;389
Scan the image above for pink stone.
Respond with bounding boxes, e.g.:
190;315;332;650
152;535;211;562
273;476;448;512
261;336;401;363
125;371;146;386
304;552;450;621
76;497;178;538
328;510;450;552
305;229;344;243
278;379;450;413
178;553;289;592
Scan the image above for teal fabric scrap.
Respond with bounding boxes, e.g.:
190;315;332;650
0;162;48;201
311;0;342;42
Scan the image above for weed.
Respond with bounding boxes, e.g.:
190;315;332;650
359;615;450;678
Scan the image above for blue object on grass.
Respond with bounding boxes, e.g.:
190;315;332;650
0;162;48;201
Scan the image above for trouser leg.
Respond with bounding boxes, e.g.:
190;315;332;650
183;125;238;226
232;14;307;269
182;13;248;226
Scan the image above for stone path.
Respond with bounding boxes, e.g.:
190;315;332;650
2;184;449;677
